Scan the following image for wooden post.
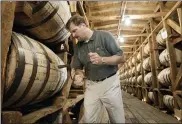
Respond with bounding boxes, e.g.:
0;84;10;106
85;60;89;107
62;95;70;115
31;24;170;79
2;111;22;124
1;1;16;105
62;109;72;124
160;3;178;92
69;1;77;15
177;8;182;35
140;46;145;100
160;2;180;112
149;19;160;106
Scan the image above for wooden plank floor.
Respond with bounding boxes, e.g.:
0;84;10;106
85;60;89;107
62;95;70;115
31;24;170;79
123;91;180;123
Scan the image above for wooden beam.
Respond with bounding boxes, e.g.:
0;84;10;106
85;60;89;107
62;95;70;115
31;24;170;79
120;23;147;28
167;19;181;34
77;1;89;27
109;30;141;35
91;8;120;16
96;25;143;31
88;16;119;22
89;2;121;10
120;44;139;48
149;19;158;107
93;20;119;27
61;75;73;98
123;51;133;53
177;8;182;34
69;1;77;14
160;3;178;92
122;33;148;38
2;111;22;124
120;27;143;31
95;24;118;30
89;2;156;11
22;95;84;123
89;12;167;21
173;63;182;90
125;12;167;19
110;30;145;35
97;26;143;31
117;1;126;38
1;1;16;104
154;2;160;12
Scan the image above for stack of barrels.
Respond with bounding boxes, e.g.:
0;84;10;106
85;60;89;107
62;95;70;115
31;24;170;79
3;1;71;108
156;28;182;110
142;42;153;87
142;42;154;102
136;52;142;87
14;1;71;47
120;52;142;94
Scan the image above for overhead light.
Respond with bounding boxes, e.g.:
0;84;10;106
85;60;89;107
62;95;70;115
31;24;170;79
161;28;168;39
118;36;124;43
124;16;131;26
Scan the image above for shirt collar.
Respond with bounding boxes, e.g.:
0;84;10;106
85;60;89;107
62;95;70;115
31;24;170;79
89;30;96;41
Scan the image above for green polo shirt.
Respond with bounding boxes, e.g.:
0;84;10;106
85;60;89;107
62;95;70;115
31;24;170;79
71;30;123;81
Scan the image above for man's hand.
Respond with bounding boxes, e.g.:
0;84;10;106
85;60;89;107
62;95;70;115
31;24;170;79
88;52;102;64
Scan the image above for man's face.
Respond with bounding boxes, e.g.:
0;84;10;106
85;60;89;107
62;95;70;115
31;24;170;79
69;22;86;41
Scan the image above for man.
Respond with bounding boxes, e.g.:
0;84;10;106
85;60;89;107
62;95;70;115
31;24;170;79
66;15;125;123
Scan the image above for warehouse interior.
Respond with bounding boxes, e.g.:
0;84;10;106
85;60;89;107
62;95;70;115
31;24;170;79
1;1;182;123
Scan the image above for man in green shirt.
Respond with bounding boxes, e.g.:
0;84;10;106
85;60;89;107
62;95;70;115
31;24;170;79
66;15;125;123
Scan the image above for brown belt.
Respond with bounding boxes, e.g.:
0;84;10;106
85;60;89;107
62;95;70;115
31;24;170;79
88;72;116;82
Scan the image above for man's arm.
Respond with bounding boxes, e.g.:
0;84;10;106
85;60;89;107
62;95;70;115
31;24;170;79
101;55;125;65
89;53;125;65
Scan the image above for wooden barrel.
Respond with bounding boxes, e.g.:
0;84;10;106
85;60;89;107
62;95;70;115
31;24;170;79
144;72;152;86
148;92;154;102
129;77;132;84
129;69;132;77
121;74;125;79
131;67;135;75
122;79;126;84
137;75;142;85
3;32;67;108
137;52;141;61
159;48;182;66
71;69;84;88
143;57;151;71
137;63;141;73
128;60;133;68
163;95;174;110
124;71;127;78
120;74;123;80
120;68;124;73
132;57;136;65
132;77;136;85
143;43;150;57
126;79;129;84
156;28;167;46
14;1;71;46
158;67;171;87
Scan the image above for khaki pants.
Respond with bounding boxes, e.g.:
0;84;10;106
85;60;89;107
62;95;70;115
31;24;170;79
82;73;125;123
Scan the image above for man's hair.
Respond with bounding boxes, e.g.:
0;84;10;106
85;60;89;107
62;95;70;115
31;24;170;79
66;15;86;30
